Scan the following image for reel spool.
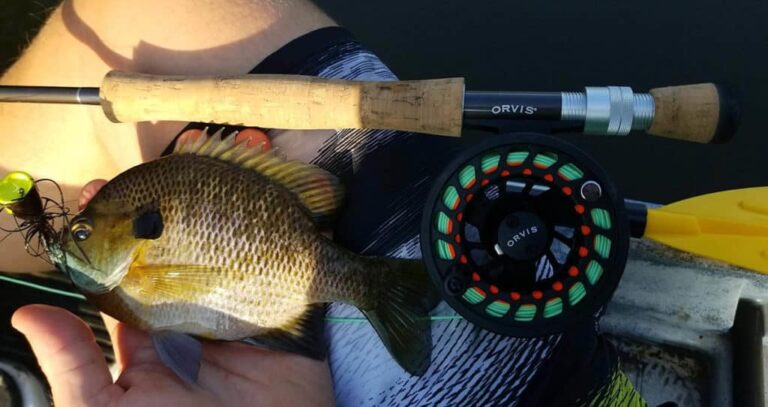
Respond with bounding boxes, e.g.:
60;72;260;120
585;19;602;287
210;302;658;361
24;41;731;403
421;133;629;337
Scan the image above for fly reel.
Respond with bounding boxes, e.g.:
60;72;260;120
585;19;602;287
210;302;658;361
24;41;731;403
421;133;629;337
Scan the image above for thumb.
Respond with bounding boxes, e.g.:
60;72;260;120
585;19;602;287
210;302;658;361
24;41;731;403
79;179;107;210
12;304;124;406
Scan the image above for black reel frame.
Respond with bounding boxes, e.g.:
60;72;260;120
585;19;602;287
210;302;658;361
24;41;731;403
421;133;630;337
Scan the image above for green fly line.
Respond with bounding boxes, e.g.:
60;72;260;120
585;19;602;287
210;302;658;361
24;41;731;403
0;274;465;323
0;274;86;300
326;315;464;324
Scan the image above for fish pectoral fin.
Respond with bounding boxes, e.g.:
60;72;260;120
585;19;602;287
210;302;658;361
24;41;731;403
240;304;327;360
173;128;344;220
151;331;203;385
126;259;226;300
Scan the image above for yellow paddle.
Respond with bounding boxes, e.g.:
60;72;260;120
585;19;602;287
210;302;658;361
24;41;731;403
630;187;768;274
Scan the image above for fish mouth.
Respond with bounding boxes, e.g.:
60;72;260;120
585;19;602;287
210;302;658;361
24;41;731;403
67;265;111;295
58;250;109;295
44;238;67;272
57;246;129;295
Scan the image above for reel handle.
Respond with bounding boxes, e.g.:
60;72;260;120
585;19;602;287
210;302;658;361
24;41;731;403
647;83;739;144
99;71;465;137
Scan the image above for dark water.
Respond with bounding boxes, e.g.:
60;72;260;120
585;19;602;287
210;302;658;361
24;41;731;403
3;1;767;203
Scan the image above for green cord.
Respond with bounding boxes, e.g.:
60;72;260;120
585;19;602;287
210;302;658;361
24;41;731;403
0;274;465;323
325;315;464;324
428;315;465;321
0;274;86;300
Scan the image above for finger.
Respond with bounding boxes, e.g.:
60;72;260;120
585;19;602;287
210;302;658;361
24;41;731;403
12;305;124;406
101;313;156;371
199;341;334;405
78;179;107;210
178;128;203;145
235;128;271;151
101;314;183;391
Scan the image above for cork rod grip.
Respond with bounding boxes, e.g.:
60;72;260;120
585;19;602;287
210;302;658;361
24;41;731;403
647;83;739;144
99;71;465;136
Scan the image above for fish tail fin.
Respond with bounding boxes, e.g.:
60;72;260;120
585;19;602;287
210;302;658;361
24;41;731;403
361;259;438;376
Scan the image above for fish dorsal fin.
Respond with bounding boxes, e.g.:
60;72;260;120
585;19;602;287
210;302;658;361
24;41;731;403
173;129;343;219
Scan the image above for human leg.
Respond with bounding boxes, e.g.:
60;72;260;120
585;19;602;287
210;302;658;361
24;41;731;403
0;0;335;272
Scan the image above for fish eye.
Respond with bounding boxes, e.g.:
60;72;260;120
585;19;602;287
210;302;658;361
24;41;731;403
71;219;93;242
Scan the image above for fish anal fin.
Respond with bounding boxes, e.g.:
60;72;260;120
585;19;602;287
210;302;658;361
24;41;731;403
240;304;327;360
173;128;343;220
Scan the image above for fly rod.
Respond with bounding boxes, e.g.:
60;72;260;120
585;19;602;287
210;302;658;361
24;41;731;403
0;71;739;143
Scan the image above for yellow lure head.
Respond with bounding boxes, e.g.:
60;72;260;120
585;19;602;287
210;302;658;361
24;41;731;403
0;171;35;215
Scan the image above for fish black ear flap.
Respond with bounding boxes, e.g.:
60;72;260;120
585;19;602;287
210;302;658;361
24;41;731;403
134;209;163;239
240;304;327;360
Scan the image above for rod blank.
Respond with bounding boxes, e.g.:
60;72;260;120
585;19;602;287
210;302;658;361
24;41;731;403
0;86;100;105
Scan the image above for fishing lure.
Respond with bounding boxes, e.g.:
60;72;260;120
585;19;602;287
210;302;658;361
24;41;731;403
0;171;70;261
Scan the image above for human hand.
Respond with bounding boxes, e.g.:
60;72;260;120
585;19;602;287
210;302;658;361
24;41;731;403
12;305;334;406
11;153;335;406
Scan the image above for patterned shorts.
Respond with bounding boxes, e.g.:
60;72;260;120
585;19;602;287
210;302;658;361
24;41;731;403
166;27;645;407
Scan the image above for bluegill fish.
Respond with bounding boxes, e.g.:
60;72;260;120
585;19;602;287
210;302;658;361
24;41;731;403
49;130;434;381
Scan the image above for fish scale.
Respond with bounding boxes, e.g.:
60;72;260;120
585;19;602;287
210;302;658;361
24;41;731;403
101;156;349;336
